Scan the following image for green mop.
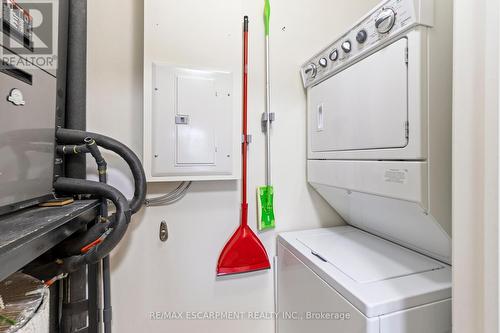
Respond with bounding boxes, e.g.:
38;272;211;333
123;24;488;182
257;0;275;230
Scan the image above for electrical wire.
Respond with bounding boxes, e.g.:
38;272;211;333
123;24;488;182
145;182;191;206
145;181;191;206
145;181;192;206
152;182;187;201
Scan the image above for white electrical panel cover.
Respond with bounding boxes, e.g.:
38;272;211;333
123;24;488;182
145;64;236;181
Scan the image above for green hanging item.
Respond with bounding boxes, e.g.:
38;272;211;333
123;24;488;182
257;0;275;231
258;185;275;230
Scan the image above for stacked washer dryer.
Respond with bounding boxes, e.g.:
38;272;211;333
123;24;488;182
277;0;452;332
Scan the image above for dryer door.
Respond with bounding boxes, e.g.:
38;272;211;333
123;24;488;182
309;38;408;152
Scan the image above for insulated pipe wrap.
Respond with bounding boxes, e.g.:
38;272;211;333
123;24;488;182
54;177;131;222
56;128;146;214
65;0;87;180
53;178;130;269
57;219;111;256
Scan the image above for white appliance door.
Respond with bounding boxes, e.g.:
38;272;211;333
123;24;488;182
277;243;380;333
309;38;408;152
297;229;443;284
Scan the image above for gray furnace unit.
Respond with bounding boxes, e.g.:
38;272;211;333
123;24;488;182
0;0;58;213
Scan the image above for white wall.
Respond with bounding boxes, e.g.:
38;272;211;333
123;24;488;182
452;0;500;332
87;0;379;332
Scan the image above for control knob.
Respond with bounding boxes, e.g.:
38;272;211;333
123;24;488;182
341;40;351;53
319;58;328;67
305;63;317;79
375;8;396;34
356;29;368;43
329;49;339;61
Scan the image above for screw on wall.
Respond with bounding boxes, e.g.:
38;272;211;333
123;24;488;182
159;221;168;242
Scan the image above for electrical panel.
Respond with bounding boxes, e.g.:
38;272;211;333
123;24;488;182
144;64;237;181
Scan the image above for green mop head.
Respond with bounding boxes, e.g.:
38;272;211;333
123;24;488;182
257;186;275;230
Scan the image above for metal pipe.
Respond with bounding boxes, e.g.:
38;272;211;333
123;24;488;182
102;256;112;333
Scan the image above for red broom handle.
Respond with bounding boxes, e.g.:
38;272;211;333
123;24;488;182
242;17;249;206
241;16;249;226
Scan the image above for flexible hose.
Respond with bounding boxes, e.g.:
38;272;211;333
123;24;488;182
76;139;113;333
56;139;110;256
84;137;108;183
56;127;146;214
56;138;110;256
84;138;112;333
56;144;89;155
53;177;131;271
55;128;146;331
57;221;110;255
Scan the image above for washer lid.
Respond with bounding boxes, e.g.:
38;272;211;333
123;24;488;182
298;229;443;283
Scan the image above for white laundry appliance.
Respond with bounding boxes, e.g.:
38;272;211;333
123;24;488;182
277;0;452;332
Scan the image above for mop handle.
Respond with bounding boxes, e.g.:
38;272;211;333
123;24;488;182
242;16;249;212
264;0;271;186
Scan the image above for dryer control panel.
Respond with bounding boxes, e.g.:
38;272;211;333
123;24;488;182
301;0;433;88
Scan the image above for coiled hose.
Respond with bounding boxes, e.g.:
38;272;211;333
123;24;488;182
53;177;130;271
53;128;147;271
55;130;139;333
56;127;146;214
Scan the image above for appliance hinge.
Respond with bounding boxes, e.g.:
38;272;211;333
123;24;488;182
405;121;409;139
405;47;409;64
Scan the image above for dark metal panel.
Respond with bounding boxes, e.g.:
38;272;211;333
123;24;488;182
0;51;58;213
0;200;100;282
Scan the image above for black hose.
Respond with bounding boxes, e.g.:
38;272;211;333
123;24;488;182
54;178;130;223
57;221;110;256
56;144;89;155
56;129;146;333
84;137;108;183
53;177;131;270
56;127;146;214
102;256;112;332
83;139;112;333
55;140;110;255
